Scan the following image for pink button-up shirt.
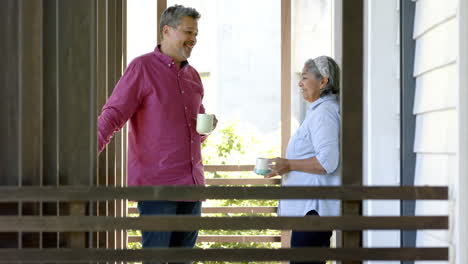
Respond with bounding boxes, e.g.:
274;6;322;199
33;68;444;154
98;46;207;186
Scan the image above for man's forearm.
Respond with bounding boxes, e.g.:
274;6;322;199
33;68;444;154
288;157;327;175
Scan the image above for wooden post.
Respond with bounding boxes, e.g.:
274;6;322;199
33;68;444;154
0;0;26;249
280;0;292;261
340;1;364;264
156;0;167;44
281;0;292;158
0;0;45;249
56;0;98;249
18;0;44;249
43;0;60;249
96;0;108;250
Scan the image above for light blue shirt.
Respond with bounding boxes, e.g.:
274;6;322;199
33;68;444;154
278;94;341;217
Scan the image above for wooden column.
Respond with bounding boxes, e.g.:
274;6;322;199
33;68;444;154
0;0;44;249
0;0;23;249
340;1;364;264
95;0;127;250
96;0;109;250
56;0;98;249
0;0;126;252
156;0;167;44
43;0;60;249
280;0;292;254
18;0;44;249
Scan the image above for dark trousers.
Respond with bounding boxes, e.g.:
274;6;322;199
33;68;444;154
290;210;333;264
137;200;202;264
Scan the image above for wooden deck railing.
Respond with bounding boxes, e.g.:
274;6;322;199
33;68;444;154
127;177;282;244
0;185;449;262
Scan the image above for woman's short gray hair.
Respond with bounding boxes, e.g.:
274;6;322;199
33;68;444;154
304;56;340;97
159;5;201;38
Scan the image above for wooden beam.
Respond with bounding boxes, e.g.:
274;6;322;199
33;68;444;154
281;0;292;157
0;216;448;232
156;0;167;44
0;0;21;249
205;165;255;172
18;0;44;249
57;0;97;186
0;186;448;201
56;0;99;249
206;178;280;185
129;206;277;215
341;0;364;261
129;235;282;243
0;248;449;262
95;0;108;250
203;206;277;214
42;0;60;249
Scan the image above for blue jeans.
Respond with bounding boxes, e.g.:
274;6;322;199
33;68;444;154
290;210;332;264
137;200;202;264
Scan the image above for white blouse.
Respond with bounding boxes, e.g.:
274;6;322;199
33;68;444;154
278;95;341;217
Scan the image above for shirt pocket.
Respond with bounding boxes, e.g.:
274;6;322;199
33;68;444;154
293;128;314;156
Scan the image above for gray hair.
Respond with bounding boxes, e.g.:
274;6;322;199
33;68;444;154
159;5;201;38
304;56;340;97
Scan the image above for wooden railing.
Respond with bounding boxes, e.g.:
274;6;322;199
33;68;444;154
0;185;449;262
128;177;282;244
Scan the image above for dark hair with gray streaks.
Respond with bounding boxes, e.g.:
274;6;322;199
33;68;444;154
159;5;201;39
304;56;340;97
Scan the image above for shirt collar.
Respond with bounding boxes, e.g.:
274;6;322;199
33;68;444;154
154;45;189;69
307;94;338;111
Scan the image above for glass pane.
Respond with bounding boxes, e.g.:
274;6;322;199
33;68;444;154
168;0;282;165
126;0;157;64
291;0;333;131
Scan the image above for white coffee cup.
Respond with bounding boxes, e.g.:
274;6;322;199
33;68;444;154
254;158;272;175
196;113;214;134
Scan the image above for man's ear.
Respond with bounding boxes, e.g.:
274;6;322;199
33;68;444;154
162;25;171;38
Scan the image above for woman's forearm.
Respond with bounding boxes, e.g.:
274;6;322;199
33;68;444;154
288;157;327;175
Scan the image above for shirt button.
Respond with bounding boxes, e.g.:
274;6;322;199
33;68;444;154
191;140;194;143
192;157;194;161
168;64;171;67
185;106;188;110
181;90;185;94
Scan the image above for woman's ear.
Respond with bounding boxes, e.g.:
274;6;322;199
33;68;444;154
320;77;329;90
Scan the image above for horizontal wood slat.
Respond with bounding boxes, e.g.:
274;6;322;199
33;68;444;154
0;186;449;201
128;206;277;215
206;178;281;185
0;248;448;261
0;216;448;231
205;165;255;172
127;235;281;243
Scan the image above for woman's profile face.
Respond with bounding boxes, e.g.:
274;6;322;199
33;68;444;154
299;67;326;103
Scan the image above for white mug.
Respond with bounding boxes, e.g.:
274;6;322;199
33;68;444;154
196;113;214;134
254;158;271;175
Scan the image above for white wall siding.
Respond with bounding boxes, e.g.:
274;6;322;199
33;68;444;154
413;64;456;114
413;0;456;39
413;17;457;77
414;110;457;154
413;0;458;263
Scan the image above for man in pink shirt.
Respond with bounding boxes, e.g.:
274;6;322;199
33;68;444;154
98;5;216;259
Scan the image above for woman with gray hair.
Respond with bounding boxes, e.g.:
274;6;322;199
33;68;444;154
265;56;341;264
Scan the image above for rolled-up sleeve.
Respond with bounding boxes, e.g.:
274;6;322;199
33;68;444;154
98;61;148;153
309;110;340;174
